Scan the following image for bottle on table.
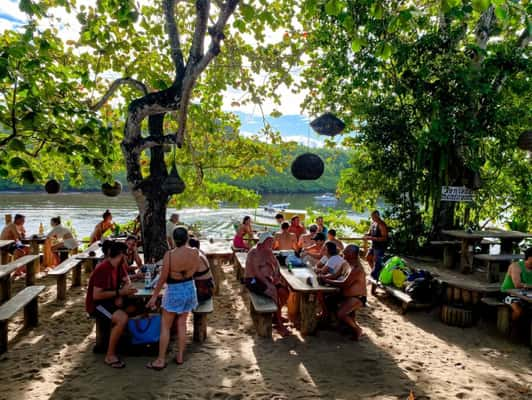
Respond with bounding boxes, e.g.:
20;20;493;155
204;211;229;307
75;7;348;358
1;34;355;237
39;223;44;235
144;269;152;289
287;260;293;273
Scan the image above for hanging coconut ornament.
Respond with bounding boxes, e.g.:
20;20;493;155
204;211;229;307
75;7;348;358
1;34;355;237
101;180;122;197
45;179;61;194
517;131;532;151
310;112;345;136
162;162;185;195
291;153;324;180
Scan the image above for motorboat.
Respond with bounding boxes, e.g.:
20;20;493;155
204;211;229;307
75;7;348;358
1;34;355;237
314;193;338;203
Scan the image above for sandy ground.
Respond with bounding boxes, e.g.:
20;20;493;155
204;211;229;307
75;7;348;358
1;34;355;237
0;262;531;400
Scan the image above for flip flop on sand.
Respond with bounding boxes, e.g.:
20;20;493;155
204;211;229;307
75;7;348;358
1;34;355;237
104;358;126;369
146;361;167;371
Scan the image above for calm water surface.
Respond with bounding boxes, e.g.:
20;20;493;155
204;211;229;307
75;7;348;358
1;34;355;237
0;192;367;240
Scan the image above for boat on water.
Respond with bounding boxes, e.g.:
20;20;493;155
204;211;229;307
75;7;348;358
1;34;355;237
259;202;290;213
314;193;338;203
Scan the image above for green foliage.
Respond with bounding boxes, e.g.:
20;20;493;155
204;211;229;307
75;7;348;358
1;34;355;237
298;0;532;252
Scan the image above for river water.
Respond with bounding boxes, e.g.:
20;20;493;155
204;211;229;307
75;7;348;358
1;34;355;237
0;192;367;240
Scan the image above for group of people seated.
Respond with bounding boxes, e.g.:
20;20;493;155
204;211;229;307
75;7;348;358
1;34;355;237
244;229;367;340
85;226;214;370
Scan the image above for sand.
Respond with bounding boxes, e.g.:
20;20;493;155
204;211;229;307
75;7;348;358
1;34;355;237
0;262;530;400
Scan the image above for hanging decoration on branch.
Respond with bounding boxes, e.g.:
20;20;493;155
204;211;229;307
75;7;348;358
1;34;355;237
45;179;61;194
517;130;532;151
162;146;185;195
310;112;345;136
291;153;324;180
101;180;122;197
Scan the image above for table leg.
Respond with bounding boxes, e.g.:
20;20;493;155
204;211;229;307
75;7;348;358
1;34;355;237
287;291;300;327
443;246;454;269
0;250;8;265
459;239;473;273
500;239;514;254
299;293;318;336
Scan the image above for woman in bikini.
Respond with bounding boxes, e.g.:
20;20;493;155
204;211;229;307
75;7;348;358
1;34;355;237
233;216;253;250
188;238;215;302
146;227;202;369
90;210;114;244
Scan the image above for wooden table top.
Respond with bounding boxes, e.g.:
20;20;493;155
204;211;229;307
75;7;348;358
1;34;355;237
441;230;531;240
21;235;47;243
201;240;233;256
506;289;532;304
0;240;14;249
131;280;163;298
280;266;338;293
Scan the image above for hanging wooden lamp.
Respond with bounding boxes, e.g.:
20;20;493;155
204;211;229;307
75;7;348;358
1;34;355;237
291;153;324;180
45;179;61;194
101;180;122;197
517;131;532;151
162;162;186;195
310;112;345;136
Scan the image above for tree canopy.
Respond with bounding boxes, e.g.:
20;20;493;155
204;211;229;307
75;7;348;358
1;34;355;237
296;0;531;251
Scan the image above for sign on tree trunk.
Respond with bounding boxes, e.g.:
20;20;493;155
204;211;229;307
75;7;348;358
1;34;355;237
441;186;473;202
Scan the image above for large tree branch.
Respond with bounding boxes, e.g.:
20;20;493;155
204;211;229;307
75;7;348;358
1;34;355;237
189;0;210;65
472;6;495;66
163;0;185;80
174;0;239;146
139;134;179;150
91;77;149;111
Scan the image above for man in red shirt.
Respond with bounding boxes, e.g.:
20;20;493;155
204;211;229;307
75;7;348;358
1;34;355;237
287;215;306;241
86;241;137;368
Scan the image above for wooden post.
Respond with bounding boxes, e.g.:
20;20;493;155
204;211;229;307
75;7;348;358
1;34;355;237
0;250;9;265
460;240;470;273
486;261;499;283
24;297;39;328
0;278;11;303
462;289;471;305
453;287;461;303
250;303;272;338
0;320;7;354
56;275;67;301
4;214;12;225
25;259;36;287
83;260;92;274
287;291;300;325
496;306;510;336
443;246;454;269
72;264;82;287
210;258;223;296
445;286;453;303
193;313;208;343
471;290;480;305
299;293;318;336
29;242;40;272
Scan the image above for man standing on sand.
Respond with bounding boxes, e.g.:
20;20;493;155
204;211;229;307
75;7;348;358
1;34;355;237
244;232;290;336
324;245;367;340
364;210;389;281
274;222;298;251
85;241;138;368
166;213;181;248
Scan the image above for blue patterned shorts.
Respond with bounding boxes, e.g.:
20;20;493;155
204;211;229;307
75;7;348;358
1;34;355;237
162;280;198;314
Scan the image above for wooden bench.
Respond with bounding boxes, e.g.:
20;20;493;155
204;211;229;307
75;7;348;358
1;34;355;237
368;276;432;314
429;240;461;269
473;254;524;283
192;298;213;343
0;255;40;303
48;257;84;301
234;252;247;282
0;285;45;353
247;291;277;338
480;297;511;336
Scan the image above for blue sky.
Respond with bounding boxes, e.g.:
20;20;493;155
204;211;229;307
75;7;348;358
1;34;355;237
0;1;347;147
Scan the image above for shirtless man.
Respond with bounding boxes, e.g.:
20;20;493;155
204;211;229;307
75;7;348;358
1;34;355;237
302;232;326;265
325;245;366;340
287;216;306;241
327;229;344;252
298;224;317;251
1;214;30;259
244;232;290;336
273;222;297;251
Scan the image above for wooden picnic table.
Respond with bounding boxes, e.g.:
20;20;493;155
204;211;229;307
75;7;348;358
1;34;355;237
0;240;14;265
75;242;104;271
280;265;338;336
441;230;531;273
201;240;234;296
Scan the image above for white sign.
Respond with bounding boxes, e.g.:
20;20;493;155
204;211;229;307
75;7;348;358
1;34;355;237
441;186;473;202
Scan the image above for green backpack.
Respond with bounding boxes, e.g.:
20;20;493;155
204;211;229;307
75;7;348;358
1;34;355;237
379;256;408;285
